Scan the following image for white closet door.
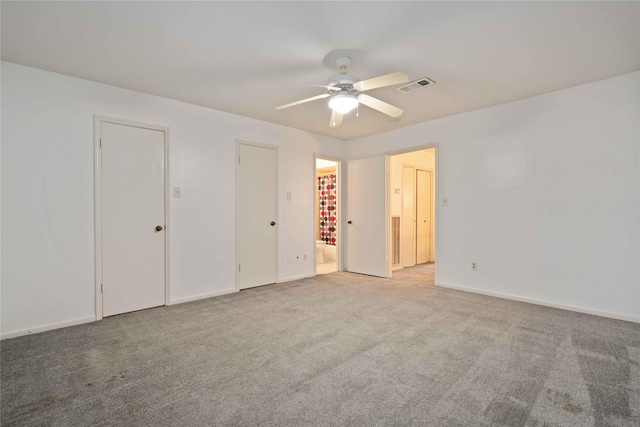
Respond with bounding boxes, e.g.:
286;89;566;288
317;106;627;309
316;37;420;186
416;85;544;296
101;122;166;317
402;166;416;267
416;169;431;264
237;143;277;289
347;156;387;277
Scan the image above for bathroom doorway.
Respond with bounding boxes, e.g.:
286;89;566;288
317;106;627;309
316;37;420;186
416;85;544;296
389;147;437;280
315;156;341;275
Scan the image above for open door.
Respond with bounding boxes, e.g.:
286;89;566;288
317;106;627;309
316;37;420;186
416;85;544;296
347;156;388;277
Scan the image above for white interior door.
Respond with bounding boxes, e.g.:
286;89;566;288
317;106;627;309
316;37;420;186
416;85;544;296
347;156;387;277
237;143;277;289
402;166;416;267
416;169;432;264
101;122;166;317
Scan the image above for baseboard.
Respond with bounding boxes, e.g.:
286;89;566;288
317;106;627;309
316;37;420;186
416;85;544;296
1;316;96;340
437;282;640;324
277;273;316;284
170;288;237;305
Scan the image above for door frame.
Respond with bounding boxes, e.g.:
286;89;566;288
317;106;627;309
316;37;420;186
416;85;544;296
386;143;440;285
235;140;279;291
94;115;170;321
313;154;342;274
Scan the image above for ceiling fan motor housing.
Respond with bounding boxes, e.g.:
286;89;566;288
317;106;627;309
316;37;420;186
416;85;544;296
327;73;359;90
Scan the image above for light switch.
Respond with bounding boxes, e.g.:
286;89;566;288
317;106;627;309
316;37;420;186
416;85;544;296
174;187;182;198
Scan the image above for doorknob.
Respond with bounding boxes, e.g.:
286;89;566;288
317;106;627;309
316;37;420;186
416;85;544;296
155;225;163;232
270;221;276;226
347;221;352;224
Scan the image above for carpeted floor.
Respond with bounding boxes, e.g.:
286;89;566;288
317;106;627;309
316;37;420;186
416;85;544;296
2;264;639;426
316;261;337;275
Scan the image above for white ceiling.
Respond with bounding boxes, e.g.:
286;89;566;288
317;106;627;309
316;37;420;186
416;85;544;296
2;1;639;140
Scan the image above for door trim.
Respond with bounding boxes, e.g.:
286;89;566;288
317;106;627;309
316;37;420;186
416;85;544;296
235;140;279;291
94;115;170;321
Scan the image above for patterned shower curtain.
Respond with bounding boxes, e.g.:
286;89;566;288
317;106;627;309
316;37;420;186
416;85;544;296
318;174;337;245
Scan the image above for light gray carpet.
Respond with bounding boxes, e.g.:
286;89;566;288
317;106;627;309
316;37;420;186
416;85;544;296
2;264;639;426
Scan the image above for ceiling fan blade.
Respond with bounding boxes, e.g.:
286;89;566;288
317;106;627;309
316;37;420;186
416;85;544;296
357;94;403;118
329;110;343;127
305;84;341;92
276;93;330;110
353;72;409;92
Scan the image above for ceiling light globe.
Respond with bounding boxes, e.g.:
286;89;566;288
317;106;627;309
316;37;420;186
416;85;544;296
329;93;358;114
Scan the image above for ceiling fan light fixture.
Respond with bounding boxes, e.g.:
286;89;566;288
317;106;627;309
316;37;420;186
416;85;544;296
328;92;358;114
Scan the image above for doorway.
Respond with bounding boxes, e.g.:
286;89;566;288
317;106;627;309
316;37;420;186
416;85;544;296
94;116;169;319
236;141;278;290
390;148;436;278
315;156;340;275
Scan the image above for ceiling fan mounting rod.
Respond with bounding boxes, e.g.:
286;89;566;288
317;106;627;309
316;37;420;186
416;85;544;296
336;56;351;72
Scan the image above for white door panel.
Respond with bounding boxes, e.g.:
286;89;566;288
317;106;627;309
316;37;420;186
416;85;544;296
237;143;277;289
402;166;416;267
416;169;431;264
102;122;165;317
347;156;387;277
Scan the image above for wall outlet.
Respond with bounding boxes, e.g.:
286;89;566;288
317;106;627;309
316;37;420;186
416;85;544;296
471;262;477;271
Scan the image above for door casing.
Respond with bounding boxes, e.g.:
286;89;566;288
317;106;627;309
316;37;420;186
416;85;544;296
94;115;170;321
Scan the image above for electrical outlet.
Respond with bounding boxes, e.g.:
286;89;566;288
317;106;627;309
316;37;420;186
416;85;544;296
471;262;477;271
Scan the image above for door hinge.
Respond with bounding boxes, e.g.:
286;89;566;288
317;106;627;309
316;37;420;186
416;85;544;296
238;264;241;272
238;156;240;164
101;283;104;293
99;138;102;148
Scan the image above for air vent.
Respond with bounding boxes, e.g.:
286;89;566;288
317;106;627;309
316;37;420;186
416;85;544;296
397;77;435;94
392;216;401;266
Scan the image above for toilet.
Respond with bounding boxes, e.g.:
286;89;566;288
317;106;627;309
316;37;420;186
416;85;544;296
315;240;326;263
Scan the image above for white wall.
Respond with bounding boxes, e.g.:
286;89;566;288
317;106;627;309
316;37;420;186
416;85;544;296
1;62;345;337
349;72;640;321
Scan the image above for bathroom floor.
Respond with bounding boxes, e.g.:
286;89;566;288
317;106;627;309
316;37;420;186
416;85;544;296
316;261;337;275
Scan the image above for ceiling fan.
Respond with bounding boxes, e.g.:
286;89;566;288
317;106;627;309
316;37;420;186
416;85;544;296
276;56;409;127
